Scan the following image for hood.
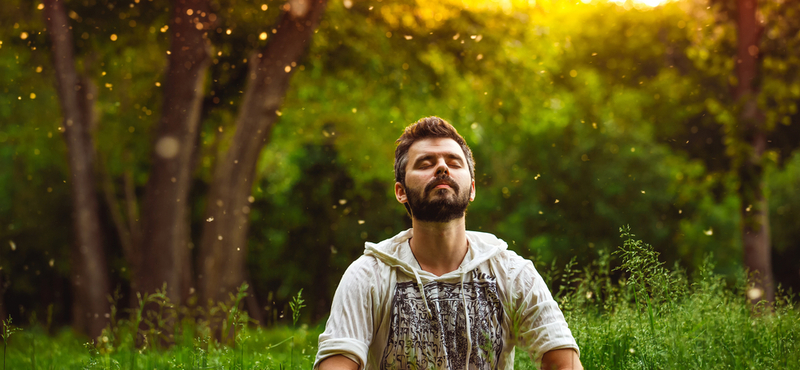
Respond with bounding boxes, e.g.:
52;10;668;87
363;228;508;282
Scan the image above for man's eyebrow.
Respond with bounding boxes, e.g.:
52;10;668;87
443;153;464;163
412;154;436;166
412;153;464;166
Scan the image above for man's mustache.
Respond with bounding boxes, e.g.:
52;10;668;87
424;175;460;194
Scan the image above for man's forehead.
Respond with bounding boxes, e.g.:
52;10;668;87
407;137;465;159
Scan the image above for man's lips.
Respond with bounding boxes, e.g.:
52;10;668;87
425;177;458;194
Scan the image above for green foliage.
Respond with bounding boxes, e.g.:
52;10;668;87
2;233;799;369
615;225;685;306
2;316;22;370
517;228;800;370
2;0;800;331
289;289;305;328
1;323;318;370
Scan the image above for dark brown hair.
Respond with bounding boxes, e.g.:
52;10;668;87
394;116;475;186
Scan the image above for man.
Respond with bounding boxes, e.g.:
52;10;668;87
316;117;582;370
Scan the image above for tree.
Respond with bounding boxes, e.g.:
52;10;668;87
734;0;773;304
0;273;5;322
136;0;215;309
679;0;800;301
43;0;111;338
4;0;798;330
198;0;329;307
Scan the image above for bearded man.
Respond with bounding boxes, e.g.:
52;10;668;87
315;117;582;370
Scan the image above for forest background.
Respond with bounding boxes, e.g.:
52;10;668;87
1;0;799;340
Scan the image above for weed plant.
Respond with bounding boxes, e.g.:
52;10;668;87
2;227;799;369
515;226;800;369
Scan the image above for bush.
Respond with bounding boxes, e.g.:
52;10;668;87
3;228;799;369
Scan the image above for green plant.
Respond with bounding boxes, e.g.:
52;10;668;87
289;289;306;328
25;313;37;370
229;283;250;369
2;316;21;370
261;289;309;370
223;283;250;346
289;289;307;370
613;225;687;336
127;286;168;369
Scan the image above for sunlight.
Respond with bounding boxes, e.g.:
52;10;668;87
606;0;674;7
457;0;676;11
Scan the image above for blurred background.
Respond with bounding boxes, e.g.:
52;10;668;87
1;0;798;338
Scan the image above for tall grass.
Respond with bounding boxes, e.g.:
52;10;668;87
2;283;317;370
518;226;800;369
3;227;799;369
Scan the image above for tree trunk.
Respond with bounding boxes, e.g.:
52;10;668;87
0;272;6;322
43;0;111;338
101;159;141;292
735;0;774;304
138;0;213;306
198;0;329;307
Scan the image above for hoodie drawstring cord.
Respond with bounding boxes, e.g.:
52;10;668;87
413;268;433;319
461;269;473;369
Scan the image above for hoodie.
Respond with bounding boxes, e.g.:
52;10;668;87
315;229;578;370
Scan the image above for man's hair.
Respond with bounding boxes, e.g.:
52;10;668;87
394;116;475;187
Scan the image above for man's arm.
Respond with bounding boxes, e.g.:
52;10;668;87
319;354;359;370
314;256;378;369
541;348;583;370
504;257;582;369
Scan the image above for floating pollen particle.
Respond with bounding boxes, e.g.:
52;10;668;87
747;287;763;301
155;136;180;158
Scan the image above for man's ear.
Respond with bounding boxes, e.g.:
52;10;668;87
395;182;408;204
469;179;476;202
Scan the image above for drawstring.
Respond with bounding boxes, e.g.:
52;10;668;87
410;238;433;319
461;268;472;369
413;268;433;319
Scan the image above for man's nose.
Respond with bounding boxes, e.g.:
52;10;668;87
435;159;449;175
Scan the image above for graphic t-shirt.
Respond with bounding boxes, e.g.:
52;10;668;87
315;230;579;370
381;269;505;370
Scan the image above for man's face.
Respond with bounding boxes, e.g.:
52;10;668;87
396;137;475;223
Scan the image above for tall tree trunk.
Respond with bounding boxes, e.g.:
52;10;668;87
43;0;111;338
138;0;213;306
735;0;774;304
101;160;141;292
198;0;329;307
0;272;6;322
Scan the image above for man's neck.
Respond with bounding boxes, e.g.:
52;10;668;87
409;217;469;276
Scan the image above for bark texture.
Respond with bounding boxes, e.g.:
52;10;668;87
198;0;329;306
735;0;774;304
138;0;213;305
44;0;111;338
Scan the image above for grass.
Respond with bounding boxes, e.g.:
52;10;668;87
2;227;799;369
528;226;800;369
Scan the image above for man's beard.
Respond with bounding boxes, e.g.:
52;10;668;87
405;175;470;223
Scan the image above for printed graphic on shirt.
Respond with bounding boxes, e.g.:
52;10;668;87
379;270;504;370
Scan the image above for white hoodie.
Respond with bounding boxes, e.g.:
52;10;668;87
315;229;578;370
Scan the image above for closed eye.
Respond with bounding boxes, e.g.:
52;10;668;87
412;153;465;169
445;154;464;168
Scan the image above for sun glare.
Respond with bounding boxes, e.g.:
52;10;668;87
459;0;675;10
603;0;674;7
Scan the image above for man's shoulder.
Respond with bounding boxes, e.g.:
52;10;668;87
344;253;385;275
490;249;533;272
